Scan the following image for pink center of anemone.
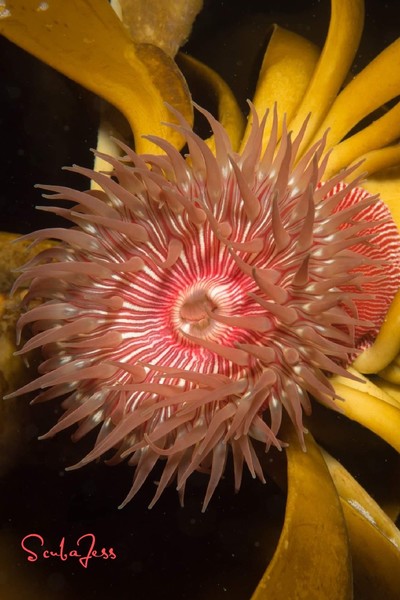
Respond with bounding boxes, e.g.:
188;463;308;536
11;105;400;511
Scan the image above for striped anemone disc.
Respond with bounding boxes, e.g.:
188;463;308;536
9;105;400;511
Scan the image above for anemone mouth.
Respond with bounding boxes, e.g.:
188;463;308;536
9;104;400;511
176;282;227;338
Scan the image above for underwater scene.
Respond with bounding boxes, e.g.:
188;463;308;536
0;1;400;598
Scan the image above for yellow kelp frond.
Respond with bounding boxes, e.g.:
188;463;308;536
178;53;245;151
363;167;400;231
345;145;400;181
118;0;203;58
313;37;400;155
329;379;400;453
251;428;352;600
333;366;400;409
322;451;400;600
379;359;400;385
374;376;400;406
288;0;364;155
325;102;400;178
353;290;400;373
240;26;319;152
0;0;192;153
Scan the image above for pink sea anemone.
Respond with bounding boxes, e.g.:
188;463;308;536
9;106;400;510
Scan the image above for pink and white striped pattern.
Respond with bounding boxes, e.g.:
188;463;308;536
9;105;400;510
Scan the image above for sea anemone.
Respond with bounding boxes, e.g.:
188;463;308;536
8;103;400;511
2;0;400;598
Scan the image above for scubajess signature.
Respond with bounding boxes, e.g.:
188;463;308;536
20;533;117;569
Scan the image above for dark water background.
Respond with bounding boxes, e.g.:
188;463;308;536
0;1;399;599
